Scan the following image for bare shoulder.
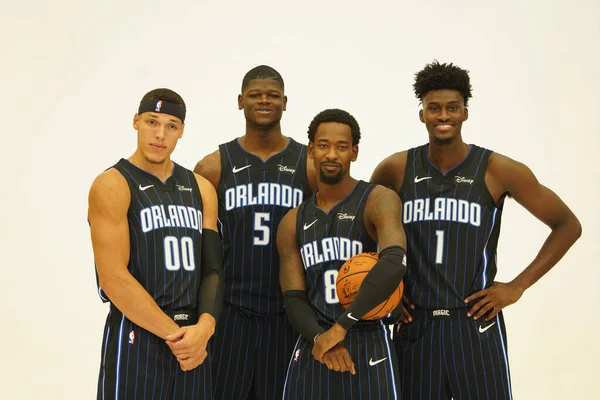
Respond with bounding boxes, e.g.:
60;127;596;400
193;171;216;194
369;150;408;192
487;151;536;186
364;184;405;246
194;149;221;189
193;172;218;216
366;184;402;213
488;151;527;172
88;168;130;218
280;206;299;230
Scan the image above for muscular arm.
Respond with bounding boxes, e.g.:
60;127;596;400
194;150;221;190
278;208;325;342
88;169;179;340
369;151;408;192
489;153;581;290
465;153;582;319
335;186;408;330
164;175;223;370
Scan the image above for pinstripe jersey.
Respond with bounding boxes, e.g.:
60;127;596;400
399;144;502;309
296;180;381;328
218;138;311;315
96;159;204;311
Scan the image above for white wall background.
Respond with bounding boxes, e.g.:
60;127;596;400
2;0;598;398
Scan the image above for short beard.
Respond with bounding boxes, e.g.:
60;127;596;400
320;171;342;185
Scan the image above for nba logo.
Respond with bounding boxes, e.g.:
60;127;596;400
129;330;135;344
155;100;163;112
294;349;301;361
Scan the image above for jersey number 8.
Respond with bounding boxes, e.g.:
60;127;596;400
324;270;339;304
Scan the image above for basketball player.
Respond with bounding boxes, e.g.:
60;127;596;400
277;109;407;399
193;65;317;400
370;61;582;399
88;88;223;399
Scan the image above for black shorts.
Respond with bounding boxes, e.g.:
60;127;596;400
394;308;513;400
211;303;298;400
283;323;400;400
97;308;211;400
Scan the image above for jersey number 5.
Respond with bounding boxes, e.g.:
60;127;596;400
254;212;271;246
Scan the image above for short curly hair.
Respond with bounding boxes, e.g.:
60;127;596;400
307;109;361;145
413;60;472;106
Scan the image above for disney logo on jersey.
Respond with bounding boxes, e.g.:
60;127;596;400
454;176;474;185
300;237;363;269
176;185;192;192
277;164;296;174
336;213;356;221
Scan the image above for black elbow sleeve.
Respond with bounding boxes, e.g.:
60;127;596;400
197;229;224;320
282;290;325;343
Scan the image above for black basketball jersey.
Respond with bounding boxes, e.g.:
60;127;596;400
95;159;204;311
399;144;503;309
218;138;311;315
296;180;380;328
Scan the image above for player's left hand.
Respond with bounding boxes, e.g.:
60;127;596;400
166;314;216;371
312;323;347;363
464;281;525;321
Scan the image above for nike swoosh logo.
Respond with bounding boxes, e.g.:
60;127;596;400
414;176;433;183
347;313;359;321
139;184;154;191
232;165;251;173
478;322;496;333
303;220;318;230
369;357;387;367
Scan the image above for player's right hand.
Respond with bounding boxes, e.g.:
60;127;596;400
401;294;414;323
166;317;215;371
321;345;356;375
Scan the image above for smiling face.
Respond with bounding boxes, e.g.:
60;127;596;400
419;89;469;145
308;122;358;185
132;112;184;165
238;78;287;130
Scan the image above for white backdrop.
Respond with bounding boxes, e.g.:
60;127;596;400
2;1;598;399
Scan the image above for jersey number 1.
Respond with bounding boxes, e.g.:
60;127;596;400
435;230;444;264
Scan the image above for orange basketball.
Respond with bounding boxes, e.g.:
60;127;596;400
336;252;404;320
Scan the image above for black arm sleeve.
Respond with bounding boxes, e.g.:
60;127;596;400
282;290;326;343
197;229;224;321
337;245;407;330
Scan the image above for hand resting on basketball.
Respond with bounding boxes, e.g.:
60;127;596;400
166;314;216;371
464;281;524;321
